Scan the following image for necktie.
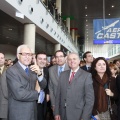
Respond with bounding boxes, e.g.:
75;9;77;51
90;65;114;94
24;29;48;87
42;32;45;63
87;67;91;71
38;90;45;104
25;68;29;75
58;66;63;76
69;72;75;83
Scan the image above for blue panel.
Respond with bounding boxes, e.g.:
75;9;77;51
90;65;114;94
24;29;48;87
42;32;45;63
93;18;120;44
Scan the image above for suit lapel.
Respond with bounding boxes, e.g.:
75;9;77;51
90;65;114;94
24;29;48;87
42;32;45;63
64;63;69;71
54;65;59;80
15;62;30;81
66;70;71;87
70;68;83;84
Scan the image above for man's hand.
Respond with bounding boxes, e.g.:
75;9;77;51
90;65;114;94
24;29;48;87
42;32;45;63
51;106;55;112
35;81;40;93
55;115;61;120
30;64;41;74
94;115;100;120
105;89;114;96
46;94;50;102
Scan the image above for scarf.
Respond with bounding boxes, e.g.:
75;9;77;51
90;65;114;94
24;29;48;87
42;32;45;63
94;73;109;113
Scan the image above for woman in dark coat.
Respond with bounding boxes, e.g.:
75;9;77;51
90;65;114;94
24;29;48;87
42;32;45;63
116;75;120;120
91;57;118;120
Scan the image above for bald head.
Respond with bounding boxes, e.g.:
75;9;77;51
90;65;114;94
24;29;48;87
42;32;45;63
0;53;5;67
67;52;80;71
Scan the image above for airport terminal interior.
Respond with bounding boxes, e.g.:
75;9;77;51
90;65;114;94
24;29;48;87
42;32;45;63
0;0;120;61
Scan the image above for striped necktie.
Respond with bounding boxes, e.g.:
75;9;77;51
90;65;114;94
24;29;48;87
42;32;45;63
69;72;75;83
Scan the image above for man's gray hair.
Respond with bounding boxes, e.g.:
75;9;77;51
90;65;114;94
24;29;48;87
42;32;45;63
68;52;80;60
17;44;32;54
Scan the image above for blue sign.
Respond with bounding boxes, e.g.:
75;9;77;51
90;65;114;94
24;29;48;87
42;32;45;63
93;18;120;44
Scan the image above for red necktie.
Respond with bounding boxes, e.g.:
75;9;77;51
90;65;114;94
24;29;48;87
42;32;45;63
69;72;75;83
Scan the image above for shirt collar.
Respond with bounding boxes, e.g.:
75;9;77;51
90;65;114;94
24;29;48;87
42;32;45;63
18;61;28;70
0;65;5;73
70;66;79;73
86;65;91;68
58;64;65;70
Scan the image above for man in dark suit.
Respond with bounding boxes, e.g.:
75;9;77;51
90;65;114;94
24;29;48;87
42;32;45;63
81;51;93;72
0;53;8;120
6;45;47;120
55;52;94;120
49;50;70;112
36;52;49;120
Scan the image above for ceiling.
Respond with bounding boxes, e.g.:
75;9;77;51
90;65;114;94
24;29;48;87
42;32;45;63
62;0;120;44
0;0;120;53
0;10;54;55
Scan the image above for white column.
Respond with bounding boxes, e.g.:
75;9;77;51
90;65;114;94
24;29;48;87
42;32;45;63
56;0;61;15
24;24;36;53
55;44;61;52
36;0;39;4
41;0;45;3
67;51;70;55
66;17;70;33
71;29;75;42
75;35;78;46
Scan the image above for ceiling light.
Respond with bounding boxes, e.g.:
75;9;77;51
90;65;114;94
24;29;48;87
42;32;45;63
108;14;111;15
86;15;87;16
86;19;88;22
85;5;87;9
8;28;12;31
86;25;88;26
112;5;114;8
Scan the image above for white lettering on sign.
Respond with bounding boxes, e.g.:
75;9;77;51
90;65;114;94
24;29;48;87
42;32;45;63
97;32;120;39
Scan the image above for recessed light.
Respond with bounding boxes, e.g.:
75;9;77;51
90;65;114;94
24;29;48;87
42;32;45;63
112;5;114;8
86;15;88;16
108;14;111;15
86;20;88;22
8;28;12;31
85;5;87;9
86;25;88;26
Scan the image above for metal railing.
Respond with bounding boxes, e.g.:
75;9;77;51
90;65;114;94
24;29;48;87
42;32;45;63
38;0;78;49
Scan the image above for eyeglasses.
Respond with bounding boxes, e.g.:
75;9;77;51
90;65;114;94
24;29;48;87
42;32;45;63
55;56;64;59
19;53;33;56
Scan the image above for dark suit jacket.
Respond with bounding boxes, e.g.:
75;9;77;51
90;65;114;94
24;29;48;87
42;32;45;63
49;64;70;107
81;65;91;72
81;65;88;71
55;68;94;120
116;75;120;119
37;67;49;120
6;62;46;120
43;67;49;95
0;66;8;118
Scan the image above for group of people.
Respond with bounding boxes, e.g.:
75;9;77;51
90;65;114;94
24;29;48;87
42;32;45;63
0;44;120;120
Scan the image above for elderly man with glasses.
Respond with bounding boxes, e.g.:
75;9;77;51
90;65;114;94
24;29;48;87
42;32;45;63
6;44;47;120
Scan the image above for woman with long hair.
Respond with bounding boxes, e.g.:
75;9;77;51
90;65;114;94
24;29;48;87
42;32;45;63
91;57;118;120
